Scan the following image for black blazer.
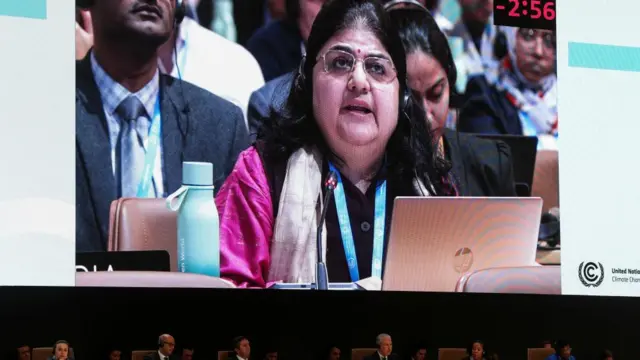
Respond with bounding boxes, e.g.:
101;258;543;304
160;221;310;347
457;75;522;135
143;352;178;360
363;352;401;360
76;55;250;252
442;128;517;197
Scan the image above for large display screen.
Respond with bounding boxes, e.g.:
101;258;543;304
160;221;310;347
1;0;638;296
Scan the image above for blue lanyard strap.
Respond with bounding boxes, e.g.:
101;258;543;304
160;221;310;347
328;162;387;282
136;95;162;198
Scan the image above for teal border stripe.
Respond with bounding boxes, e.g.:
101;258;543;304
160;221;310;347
0;0;47;20
569;42;640;73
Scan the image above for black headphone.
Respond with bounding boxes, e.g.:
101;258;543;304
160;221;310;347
158;336;165;348
493;28;509;61
52;340;70;356
76;0;186;26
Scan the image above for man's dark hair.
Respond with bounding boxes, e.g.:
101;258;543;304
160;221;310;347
554;340;570;355
600;350;613;360
233;336;249;350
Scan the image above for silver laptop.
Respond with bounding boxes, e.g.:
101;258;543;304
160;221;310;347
382;197;543;292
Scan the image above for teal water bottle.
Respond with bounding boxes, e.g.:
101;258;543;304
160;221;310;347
166;162;220;276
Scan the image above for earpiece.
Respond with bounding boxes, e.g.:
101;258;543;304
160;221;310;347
175;0;186;26
493;28;508;61
158;336;164;348
294;56;307;93
402;88;411;112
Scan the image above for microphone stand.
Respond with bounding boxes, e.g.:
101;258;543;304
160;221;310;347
316;172;336;290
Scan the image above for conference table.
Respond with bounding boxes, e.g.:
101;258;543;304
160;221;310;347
76;249;560;290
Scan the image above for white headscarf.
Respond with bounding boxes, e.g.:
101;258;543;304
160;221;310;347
497;27;558;141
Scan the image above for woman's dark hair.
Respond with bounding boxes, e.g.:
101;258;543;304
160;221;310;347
261;0;451;195
388;7;457;95
285;0;301;23
467;340;485;357
53;340;69;354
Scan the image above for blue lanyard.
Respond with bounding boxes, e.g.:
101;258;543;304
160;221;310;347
328;162;387;282
136;95;162;198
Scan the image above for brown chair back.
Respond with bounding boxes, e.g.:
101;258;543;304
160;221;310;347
76;271;235;288
456;266;561;294
438;348;467;360
352;348;376;360
108;198;177;271
32;348;51;360
528;348;555;360
531;150;559;213
218;350;232;360
132;350;154;360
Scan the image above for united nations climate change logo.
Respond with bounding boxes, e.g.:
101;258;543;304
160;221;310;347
578;262;605;287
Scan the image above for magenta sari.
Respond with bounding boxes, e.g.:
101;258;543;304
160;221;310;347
215;147;274;288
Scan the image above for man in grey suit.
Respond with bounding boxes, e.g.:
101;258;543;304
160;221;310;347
363;334;400;360
76;0;249;252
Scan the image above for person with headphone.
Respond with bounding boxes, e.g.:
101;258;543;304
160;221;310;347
545;341;575;360
144;334;178;360
216;0;453;288
156;0;264;128
387;4;516;197
462;341;497;360
458;26;558;151
75;0;250;252
46;340;72;360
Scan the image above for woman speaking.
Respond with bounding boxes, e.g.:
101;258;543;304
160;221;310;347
215;0;453;288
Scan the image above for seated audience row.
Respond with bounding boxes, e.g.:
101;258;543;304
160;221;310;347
18;335;608;360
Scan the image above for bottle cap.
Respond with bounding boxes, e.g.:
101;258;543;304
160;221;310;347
182;162;213;186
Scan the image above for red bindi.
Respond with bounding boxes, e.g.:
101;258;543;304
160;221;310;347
356;49;361;54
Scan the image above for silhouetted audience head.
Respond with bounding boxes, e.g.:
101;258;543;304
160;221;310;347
322;346;342;360
410;346;427;360
600;350;613;360
554;341;572;360
182;346;194;360
109;349;122;360
376;334;393;357
52;340;70;360
233;336;251;359
17;345;31;360
158;334;176;357
468;341;485;360
263;350;278;360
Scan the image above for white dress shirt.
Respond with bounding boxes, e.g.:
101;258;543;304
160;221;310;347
160;17;265;128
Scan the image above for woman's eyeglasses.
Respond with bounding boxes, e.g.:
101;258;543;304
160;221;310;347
317;49;398;84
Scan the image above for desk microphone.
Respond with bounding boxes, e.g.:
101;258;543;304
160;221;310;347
316;171;337;290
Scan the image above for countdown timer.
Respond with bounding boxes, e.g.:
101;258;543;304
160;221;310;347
494;0;556;30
